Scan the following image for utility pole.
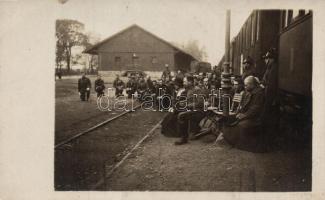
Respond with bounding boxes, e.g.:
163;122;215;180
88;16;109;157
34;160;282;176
221;10;232;116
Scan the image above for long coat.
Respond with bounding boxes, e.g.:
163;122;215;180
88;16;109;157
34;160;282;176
223;86;265;152
78;77;91;93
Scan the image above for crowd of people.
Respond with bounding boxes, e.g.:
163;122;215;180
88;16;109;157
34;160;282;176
77;48;278;152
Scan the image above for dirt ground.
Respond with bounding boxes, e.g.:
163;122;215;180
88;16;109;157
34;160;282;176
55;77;139;143
103;128;311;191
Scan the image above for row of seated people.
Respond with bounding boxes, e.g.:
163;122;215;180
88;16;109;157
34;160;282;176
161;75;269;153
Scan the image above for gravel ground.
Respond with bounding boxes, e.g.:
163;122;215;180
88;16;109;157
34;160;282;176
103;128;311;191
55;110;165;190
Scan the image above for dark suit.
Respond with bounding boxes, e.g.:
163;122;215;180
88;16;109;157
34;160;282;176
176;87;209;141
78;77;91;101
95;79;105;97
223;86;265;152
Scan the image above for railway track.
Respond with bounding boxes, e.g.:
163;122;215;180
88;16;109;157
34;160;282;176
55;106;165;190
55;104;142;149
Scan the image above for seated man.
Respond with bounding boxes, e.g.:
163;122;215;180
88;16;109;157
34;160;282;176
174;76;209;145
221;76;265;152
113;74;125;97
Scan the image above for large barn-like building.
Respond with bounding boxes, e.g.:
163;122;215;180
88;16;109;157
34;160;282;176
84;24;197;73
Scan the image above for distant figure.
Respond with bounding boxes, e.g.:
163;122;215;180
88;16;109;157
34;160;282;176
95;75;105;98
126;75;137;98
146;76;154;93
242;56;256;80
161;64;171;82
175;70;184;82
113;74;125;97
78;73;91;101
137;76;148;101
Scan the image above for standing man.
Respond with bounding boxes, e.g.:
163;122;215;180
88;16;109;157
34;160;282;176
78;72;91;101
95;74;105;98
175;69;184;83
161;64;171;82
113;74;125;97
242;56;256;81
260;49;279;149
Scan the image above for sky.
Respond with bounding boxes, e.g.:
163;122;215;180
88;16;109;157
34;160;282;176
55;0;252;66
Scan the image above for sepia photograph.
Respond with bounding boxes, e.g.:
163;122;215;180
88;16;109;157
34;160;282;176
2;0;325;199
53;1;312;191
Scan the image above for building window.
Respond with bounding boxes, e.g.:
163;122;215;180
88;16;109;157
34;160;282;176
115;56;121;65
151;56;158;64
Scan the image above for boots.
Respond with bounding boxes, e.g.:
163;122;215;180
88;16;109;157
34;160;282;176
174;138;188;145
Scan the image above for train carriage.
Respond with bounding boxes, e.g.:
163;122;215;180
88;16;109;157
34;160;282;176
223;10;313;144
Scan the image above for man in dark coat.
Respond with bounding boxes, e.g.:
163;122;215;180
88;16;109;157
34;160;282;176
146;76;154;93
242;56;256;81
260;49;279;148
161;64;171;82
113;74;125;97
222;76;265;152
94;74;105;98
126;76;137;98
174;76;209;145
78;73;91;101
261;50;278;120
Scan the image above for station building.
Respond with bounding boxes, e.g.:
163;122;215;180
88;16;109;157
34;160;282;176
84;24;197;76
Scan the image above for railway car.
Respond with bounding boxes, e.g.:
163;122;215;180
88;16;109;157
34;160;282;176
190;61;212;73
230;10;281;78
277;10;312;144
223;10;312;145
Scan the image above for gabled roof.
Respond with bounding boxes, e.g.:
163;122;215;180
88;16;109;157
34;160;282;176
83;24;197;60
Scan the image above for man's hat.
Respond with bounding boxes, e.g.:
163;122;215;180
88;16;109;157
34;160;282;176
243;56;254;64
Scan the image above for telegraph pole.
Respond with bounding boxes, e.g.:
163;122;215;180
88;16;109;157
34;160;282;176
221;10;232;116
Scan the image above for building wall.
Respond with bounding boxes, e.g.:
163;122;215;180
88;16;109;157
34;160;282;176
99;52;174;71
97;26;176;71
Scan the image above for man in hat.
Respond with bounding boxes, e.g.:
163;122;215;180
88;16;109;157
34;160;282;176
242;56;256;80
95;74;105;98
78;72;91;101
261;49;278;116
260;49;279;148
